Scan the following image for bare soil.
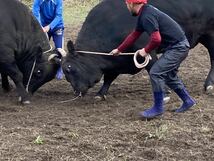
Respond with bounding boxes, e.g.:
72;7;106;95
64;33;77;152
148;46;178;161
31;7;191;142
0;25;213;161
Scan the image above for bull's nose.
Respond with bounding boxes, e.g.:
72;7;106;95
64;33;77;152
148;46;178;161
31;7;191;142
77;87;88;96
72;88;87;97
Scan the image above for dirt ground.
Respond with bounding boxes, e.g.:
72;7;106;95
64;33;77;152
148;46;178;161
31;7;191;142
0;25;214;161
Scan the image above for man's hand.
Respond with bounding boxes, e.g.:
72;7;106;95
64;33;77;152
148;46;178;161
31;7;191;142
137;48;148;57
43;25;50;33
110;49;121;56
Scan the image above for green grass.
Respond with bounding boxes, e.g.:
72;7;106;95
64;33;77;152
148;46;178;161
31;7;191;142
33;135;44;145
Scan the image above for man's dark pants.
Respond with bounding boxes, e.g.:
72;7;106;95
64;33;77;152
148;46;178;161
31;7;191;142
149;39;190;92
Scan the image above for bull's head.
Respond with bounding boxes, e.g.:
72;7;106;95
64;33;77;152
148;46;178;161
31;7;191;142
62;40;103;95
21;46;62;94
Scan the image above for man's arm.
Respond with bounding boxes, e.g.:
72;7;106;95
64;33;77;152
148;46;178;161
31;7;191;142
138;31;161;57
144;31;161;53
49;0;63;30
32;0;41;24
110;30;142;56
117;30;142;52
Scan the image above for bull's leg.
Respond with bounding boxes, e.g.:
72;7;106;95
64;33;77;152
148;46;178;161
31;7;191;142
200;35;214;93
1;73;12;92
95;73;119;100
1;63;30;104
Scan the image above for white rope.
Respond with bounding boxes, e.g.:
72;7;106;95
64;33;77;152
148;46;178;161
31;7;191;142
43;32;53;54
133;51;152;68
58;92;82;103
76;50;134;55
43;45;53;54
76;50;152;68
26;59;36;93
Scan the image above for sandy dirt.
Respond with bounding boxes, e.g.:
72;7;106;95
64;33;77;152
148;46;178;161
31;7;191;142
0;25;213;161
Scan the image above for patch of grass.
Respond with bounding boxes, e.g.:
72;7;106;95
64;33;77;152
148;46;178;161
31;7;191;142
145;123;170;141
68;131;79;141
33;135;44;145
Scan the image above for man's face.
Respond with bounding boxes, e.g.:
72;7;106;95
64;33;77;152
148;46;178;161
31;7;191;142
126;2;138;16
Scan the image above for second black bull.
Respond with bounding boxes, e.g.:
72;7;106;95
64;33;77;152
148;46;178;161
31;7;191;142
0;0;61;104
63;0;214;98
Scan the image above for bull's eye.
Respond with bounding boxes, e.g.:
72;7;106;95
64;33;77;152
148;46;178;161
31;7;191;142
36;70;42;77
66;65;71;73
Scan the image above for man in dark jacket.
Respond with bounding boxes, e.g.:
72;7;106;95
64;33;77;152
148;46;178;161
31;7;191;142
110;0;196;118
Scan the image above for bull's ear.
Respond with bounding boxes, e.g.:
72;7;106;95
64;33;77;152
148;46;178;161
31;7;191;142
36;46;43;59
67;40;75;54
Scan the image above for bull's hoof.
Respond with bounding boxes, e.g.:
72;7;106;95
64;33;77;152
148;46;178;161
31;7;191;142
3;87;12;93
3;86;12;93
206;85;214;95
22;100;31;104
18;96;31;105
94;95;107;101
18;96;22;102
163;96;170;104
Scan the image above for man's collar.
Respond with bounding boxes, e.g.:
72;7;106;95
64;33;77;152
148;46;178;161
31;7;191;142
137;4;147;16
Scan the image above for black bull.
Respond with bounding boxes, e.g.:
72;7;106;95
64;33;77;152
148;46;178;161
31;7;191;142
63;0;214;98
0;0;60;104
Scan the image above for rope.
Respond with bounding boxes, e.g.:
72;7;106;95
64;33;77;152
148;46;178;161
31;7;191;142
58;92;82;103
76;50;152;68
133;51;152;68
26;59;36;93
43;32;53;54
43;45;53;54
76;50;134;55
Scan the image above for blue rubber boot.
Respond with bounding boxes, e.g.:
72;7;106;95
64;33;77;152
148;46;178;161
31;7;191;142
174;88;196;113
139;92;164;118
56;67;63;80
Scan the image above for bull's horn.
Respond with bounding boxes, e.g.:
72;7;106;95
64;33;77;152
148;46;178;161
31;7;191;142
57;48;67;57
48;54;58;62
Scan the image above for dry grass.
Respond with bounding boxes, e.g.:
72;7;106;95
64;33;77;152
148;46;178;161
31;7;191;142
22;0;100;25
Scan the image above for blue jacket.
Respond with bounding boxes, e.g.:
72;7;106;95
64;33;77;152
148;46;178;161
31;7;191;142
32;0;64;31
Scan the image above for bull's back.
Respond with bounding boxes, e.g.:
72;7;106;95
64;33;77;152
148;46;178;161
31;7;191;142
0;0;50;54
75;0;133;52
0;0;33;48
0;0;32;32
76;0;213;51
151;0;214;47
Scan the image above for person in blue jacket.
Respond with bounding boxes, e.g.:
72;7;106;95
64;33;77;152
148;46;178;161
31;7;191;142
32;0;64;80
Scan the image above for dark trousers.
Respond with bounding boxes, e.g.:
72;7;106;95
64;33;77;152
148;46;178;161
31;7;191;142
149;39;190;92
48;28;64;49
